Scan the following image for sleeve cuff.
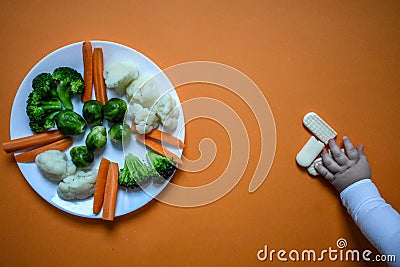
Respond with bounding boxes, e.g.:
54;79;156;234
339;179;385;222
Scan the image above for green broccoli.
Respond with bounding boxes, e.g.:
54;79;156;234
119;153;160;188
26;67;85;133
43;110;62;130
31;73;56;97
146;150;177;183
52;67;84;110
26;90;63;133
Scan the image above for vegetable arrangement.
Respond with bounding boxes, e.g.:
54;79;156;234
2;41;185;221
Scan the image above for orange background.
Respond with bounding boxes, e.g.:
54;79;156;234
0;1;399;266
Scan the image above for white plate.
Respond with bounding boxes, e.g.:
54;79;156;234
10;40;185;219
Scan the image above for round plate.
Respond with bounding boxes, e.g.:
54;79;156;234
10;40;185;219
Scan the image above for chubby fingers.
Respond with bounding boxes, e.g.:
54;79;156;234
321;150;342;173
343;136;359;160
328;139;349;165
315;162;335;181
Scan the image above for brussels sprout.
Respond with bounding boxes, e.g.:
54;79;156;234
55;110;86;135
108;123;132;144
103;98;127;123
85;126;107;151
82;100;103;126
70;146;94;168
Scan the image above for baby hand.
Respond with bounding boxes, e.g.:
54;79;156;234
315;136;371;192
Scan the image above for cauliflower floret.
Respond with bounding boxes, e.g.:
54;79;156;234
57;170;98;200
162;108;179;131
35;150;76;182
128;103;159;134
126;75;160;108
127;102;143;120
104;62;139;95
155;93;180;131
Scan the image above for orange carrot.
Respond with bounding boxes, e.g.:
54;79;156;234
2;130;65;153
81;41;93;102
14;138;73;162
93;157;110;215
136;135;183;165
131;125;185;148
93;48;108;105
102;162;119;221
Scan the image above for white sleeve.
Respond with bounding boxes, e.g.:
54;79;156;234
340;179;400;266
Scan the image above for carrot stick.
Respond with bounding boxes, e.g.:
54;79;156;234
93;48;108;105
93;157;110;215
2;130;65;153
136;135;183;165
14;138;72;162
102;162;119;221
131;124;185;148
81;41;93;102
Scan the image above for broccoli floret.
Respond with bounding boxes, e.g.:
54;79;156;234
43;110;61;130
119;153;159;188
26;95;45;120
26;98;62;126
146;150;177;183
31;73;55;97
26;67;84;133
26;89;63;133
52;67;84;110
27;97;63;112
29;121;45;133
